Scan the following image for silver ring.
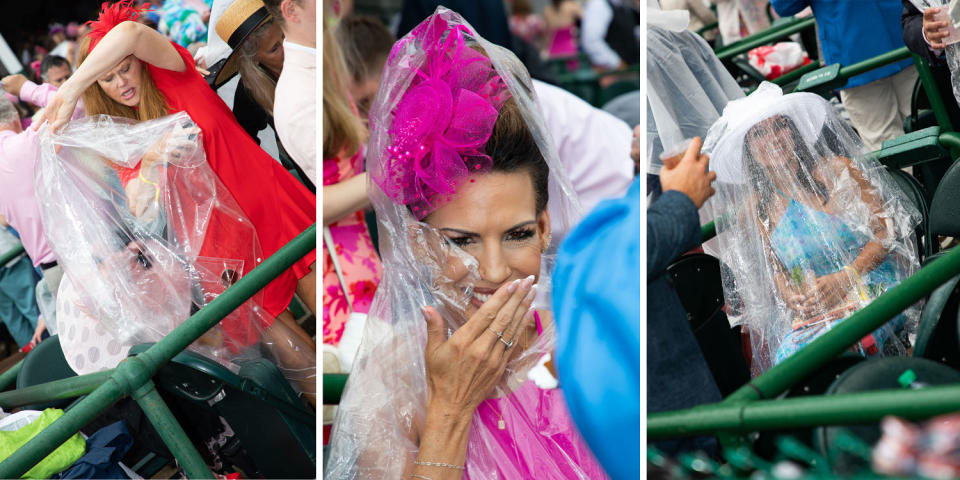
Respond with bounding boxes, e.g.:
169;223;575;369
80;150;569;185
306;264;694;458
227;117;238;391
498;336;514;349
488;327;503;338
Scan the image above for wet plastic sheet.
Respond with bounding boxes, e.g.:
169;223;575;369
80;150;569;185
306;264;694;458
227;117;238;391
647;24;744;174
35;113;310;387
701;83;922;375
325;8;604;479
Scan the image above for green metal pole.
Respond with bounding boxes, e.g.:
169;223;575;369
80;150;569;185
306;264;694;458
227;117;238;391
716;17;816;61
0;243;25;266
0;369;112;409
701;221;717;242
915;54;957;135
724;243;960;404
323;373;348;405
940;131;960;150
0;379;125;479
136;224;317;373
0;359;22;391
771;62;822;88
837;47;911;80
132;380;212;479
650;384;960;439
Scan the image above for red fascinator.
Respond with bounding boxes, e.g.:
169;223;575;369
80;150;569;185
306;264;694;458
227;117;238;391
85;0;142;53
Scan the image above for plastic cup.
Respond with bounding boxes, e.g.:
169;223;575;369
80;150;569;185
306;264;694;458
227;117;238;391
936;9;960;46
658;138;694;171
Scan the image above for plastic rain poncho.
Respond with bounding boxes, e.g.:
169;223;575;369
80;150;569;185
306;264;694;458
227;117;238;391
324;8;605;479
36;113;313;393
647;23;744;174
701;83;922;375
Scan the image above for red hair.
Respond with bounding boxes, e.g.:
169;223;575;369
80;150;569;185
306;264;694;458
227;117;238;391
84;0;143;53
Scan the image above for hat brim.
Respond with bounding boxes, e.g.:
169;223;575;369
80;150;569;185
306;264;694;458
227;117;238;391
210;15;270;89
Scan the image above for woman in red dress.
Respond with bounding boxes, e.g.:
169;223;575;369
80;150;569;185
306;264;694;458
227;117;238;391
41;1;317;401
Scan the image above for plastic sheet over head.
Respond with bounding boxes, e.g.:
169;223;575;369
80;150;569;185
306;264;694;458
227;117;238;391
35;113;314;392
325;8;600;479
647;24;743;174
701;83;922;375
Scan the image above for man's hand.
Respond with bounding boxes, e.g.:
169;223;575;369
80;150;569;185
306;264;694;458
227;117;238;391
658;137;716;208
1;74;27;97
924;7;950;49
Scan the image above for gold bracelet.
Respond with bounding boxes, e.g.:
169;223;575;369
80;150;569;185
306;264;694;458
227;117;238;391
138;169;160;202
413;460;465;471
843;265;869;301
411;475;433;480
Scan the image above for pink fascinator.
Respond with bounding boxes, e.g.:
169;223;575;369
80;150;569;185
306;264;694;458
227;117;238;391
372;15;510;219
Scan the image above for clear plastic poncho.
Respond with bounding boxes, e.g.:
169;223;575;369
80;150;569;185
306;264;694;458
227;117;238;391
701;83;922;375
647;23;744;174
36;113;314;392
325;8;605;479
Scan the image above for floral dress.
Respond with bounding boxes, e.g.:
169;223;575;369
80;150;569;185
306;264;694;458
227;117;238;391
322;152;383;345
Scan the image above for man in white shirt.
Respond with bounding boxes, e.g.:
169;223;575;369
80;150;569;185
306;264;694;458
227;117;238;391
264;0;317;185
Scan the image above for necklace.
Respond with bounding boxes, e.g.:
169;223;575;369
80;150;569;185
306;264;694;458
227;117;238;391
484;398;506;430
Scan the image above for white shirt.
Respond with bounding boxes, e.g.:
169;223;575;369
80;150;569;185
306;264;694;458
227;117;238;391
532;79;634;238
273;40;317;185
581;0;622;69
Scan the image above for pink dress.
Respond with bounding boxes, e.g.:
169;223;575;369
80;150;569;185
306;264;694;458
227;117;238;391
465;381;608;479
321;152;383;345
548;26;579;71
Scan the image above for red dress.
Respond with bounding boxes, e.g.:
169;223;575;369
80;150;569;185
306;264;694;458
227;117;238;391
146;42;316;325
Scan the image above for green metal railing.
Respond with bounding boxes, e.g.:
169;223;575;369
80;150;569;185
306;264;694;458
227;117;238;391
715;16;816;62
0;242;25;266
0;224;317;479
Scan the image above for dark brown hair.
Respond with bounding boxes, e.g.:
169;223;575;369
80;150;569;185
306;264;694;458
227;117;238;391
485;97;549;214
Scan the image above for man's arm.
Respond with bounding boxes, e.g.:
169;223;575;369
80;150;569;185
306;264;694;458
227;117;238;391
647;191;702;277
770;0;811;18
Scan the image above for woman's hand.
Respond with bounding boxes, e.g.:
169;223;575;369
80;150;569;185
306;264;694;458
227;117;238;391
923;7;950;49
802;271;852;311
28;317;46;349
36;88;79;133
423;275;537;414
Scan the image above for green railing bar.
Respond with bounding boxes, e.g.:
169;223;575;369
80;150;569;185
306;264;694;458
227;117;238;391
718;244;960;405
697;21;719;37
916;54;957;135
940;131;960;150
715;16;816;61
0;243;25;266
771;62;822;88
0;224;317;478
837;47;911;83
132;381;211;479
0;359;22;391
649;384;960;438
323;373;348;405
701;221;717;242
0;369;112;409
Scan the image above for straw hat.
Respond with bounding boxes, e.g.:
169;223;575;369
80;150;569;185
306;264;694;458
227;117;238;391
211;0;272;88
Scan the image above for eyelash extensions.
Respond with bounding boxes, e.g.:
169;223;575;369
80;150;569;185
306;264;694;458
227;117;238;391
446;227;537;248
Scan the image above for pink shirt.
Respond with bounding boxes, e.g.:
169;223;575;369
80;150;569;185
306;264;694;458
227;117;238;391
274;41;317;185
0;81;85;267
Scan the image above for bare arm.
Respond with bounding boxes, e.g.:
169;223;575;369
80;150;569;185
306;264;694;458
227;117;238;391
323;172;371;226
831;156;890;275
41;21;185;131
